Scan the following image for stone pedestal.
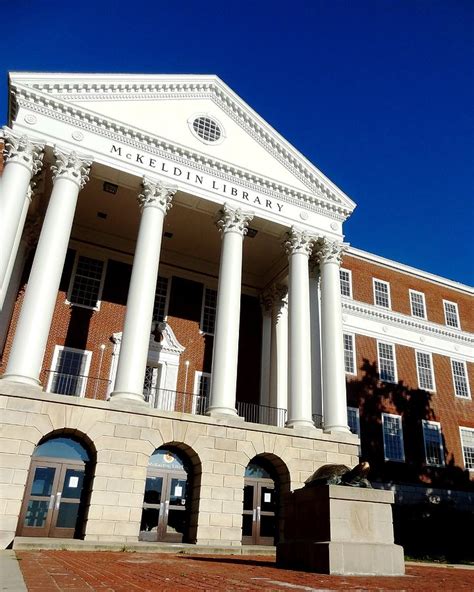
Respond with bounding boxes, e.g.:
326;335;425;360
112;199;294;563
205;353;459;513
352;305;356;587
277;485;404;575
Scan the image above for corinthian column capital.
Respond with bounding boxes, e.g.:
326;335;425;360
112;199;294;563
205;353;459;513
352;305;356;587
2;127;44;175
314;237;348;266
260;284;288;314
216;203;254;236
138;177;177;213
51;147;92;189
284;227;316;257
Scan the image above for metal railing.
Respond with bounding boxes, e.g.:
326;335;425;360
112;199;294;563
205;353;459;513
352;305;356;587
236;401;287;427
144;387;208;416
44;371;111;400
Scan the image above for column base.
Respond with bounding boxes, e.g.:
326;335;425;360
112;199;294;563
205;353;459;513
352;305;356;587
0;373;41;387
109;391;147;405
286;418;316;430
323;423;350;434
206;405;238;418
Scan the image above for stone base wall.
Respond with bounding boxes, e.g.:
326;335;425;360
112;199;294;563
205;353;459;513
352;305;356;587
0;383;359;549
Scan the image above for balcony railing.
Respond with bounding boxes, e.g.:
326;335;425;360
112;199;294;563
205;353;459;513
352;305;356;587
236;401;287;427
144;387;208;415
44;371;111;400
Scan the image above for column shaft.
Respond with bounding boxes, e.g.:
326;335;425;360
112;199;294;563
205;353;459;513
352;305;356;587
309;268;323;426
2;150;90;385
318;239;349;433
286;229;315;429
269;291;288;426
111;179;176;403
259;306;272;409
208;204;253;416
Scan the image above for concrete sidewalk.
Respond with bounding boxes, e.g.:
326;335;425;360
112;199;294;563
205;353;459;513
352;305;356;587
0;551;27;592
13;550;474;591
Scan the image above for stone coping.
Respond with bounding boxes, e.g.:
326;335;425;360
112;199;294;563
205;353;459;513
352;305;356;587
325;484;395;504
0;380;360;445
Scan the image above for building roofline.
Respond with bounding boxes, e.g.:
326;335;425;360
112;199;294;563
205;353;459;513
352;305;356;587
346;247;473;294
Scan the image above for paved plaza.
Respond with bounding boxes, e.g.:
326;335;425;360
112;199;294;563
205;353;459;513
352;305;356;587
5;551;473;591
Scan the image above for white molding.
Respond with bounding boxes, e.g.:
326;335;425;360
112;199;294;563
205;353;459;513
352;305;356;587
443;299;461;330
459;426;474;471
415;350;436;392
343;332;357;375
377;341;398;384
346;247;473;295
46;345;92;397
451;358;471;400
372;278;392;310
340;268;353;299
409;289;427;320
66;252;107;311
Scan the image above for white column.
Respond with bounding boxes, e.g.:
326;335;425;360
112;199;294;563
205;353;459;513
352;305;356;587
317;238;350;433
269;286;288;427
1;149;91;386
309;261;323;427
0;128;44;296
110;178;176;404
208;203;253;416
259;293;272;409
285;228;315;429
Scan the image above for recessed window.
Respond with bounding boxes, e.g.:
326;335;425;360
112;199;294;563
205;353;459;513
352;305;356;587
451;359;471;399
382;413;405;462
340;269;352;298
373;279;391;309
343;333;356;375
153;276;170;323
68;254;106;309
190;115;223;144
409;290;426;319
347;406;360;436
416;351;435;391
377;342;397;383
47;346;91;397
443;300;460;329
193;371;211;414
422;420;444;466
201;287;217;334
460;427;474;470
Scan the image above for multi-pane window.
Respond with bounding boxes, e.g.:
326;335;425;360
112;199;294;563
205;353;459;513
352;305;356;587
373;279;391;309
153;276;169;322
451;359;470;399
382;413;405;461
444;300;460;329
48;346;90;397
409;290;426;319
69;255;105;308
377;342;397;383
347;407;360;436
195;371;211;398
339;269;352;298
201;287;217;334
460;427;474;470
343;333;356;374
422;421;444;466
416;351;435;391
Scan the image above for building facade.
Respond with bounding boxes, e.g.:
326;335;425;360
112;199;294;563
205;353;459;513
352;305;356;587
0;73;472;554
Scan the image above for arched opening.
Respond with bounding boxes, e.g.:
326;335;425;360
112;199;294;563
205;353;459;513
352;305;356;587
17;433;95;539
242;454;290;546
139;444;200;544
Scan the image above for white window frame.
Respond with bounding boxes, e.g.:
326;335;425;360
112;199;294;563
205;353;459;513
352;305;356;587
373;278;391;309
409;289;427;320
46;345;92;398
382;413;405;462
193;371;211;414
459;427;474;471
377;341;398;384
200;286;218;335
451;359;471;399
153;275;171;323
443;300;461;330
422;420;445;467
339;268;353;299
415;350;436;392
343;333;357;375
66;253;107;311
347;406;360;436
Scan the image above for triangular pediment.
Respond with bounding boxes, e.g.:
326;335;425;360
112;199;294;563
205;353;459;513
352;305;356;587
9;73;356;216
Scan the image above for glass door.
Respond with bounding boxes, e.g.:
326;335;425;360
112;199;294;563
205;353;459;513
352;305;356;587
140;474;164;541
242;479;276;545
49;465;86;538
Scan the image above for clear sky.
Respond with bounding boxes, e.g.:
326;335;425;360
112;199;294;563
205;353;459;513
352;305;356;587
1;0;473;285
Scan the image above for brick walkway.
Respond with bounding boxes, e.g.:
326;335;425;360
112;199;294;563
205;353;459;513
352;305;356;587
16;551;474;591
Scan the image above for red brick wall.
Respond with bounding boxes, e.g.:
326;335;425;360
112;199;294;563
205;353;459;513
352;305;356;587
342;254;473;333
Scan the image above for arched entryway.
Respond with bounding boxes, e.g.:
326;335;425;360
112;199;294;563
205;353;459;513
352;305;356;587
242;456;282;545
17;434;94;539
139;446;195;543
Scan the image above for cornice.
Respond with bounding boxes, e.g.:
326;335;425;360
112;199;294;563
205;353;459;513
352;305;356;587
342;298;474;346
10;77;355;219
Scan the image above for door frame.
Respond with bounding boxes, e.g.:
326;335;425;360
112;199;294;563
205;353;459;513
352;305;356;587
242;477;276;546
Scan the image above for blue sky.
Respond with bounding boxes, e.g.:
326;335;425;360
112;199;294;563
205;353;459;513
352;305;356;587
2;0;473;284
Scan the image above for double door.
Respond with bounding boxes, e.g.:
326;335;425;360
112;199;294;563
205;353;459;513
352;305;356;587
242;479;276;545
140;470;188;542
18;459;86;538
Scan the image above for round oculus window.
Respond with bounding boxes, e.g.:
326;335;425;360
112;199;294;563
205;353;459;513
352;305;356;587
192;116;222;143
